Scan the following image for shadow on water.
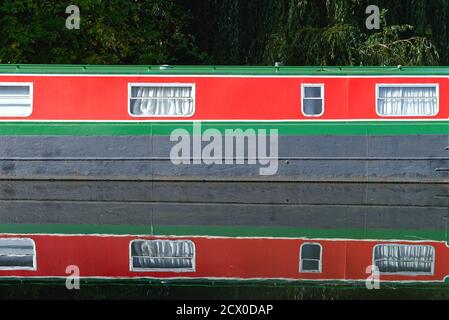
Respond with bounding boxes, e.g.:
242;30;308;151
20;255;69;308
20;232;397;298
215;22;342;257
1;180;449;299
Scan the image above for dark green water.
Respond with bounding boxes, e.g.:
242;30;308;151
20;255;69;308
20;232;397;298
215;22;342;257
1;279;449;300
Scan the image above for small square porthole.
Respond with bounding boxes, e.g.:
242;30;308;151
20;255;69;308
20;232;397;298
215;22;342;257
0;238;36;270
300;243;322;273
301;84;324;117
130;239;195;272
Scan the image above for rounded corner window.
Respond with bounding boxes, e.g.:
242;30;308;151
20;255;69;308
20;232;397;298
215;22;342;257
0;237;36;271
301;84;324;118
0;83;33;118
299;242;322;273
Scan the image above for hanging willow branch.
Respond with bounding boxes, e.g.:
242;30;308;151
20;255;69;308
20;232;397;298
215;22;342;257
359;25;439;66
264;19;438;66
182;0;444;66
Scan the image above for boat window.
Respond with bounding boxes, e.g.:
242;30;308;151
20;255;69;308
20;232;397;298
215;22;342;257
376;84;439;116
130;239;195;272
128;83;195;117
0;238;36;270
301;84;324;117
373;244;435;275
300;243;322;273
0;83;33;117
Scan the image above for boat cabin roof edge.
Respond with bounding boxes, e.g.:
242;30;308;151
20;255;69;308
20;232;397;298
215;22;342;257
1;64;449;76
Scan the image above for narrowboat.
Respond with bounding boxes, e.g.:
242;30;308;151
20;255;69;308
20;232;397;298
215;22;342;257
0;64;448;284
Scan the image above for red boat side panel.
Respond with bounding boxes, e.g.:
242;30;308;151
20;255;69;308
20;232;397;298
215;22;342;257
0;75;446;121
348;77;449;120
0;235;447;282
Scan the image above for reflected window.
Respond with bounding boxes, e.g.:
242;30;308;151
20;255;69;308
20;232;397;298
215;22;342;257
0;238;36;270
373;244;434;275
300;243;322;273
130;239;195;272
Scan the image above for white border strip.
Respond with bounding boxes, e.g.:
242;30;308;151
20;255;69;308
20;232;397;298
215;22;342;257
0;118;448;123
0;275;445;284
0;232;444;244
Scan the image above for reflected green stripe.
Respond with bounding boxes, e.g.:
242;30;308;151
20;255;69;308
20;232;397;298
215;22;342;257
0;224;445;241
2;278;449;292
1;277;449;288
0;121;447;136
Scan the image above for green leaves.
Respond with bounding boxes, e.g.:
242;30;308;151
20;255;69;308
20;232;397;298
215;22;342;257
262;1;439;66
184;0;442;66
360;25;439;66
0;0;203;64
0;0;444;66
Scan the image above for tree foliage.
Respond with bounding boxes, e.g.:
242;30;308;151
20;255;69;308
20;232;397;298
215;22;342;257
359;24;439;66
0;0;447;66
0;0;204;64
180;0;441;66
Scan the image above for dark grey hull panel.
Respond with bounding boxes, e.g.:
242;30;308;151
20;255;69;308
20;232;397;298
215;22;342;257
0;135;449;182
1;181;449;232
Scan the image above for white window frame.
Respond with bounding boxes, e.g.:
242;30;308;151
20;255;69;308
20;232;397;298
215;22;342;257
0;238;37;271
372;244;435;276
128;83;196;118
0;82;33;117
375;83;439;117
301;84;325;117
129;239;196;273
299;242;323;273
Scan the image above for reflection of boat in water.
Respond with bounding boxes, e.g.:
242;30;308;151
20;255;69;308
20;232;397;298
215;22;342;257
0;181;448;283
0;64;448;283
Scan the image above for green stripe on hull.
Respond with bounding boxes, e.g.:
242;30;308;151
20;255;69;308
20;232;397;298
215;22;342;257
0;121;447;136
0;277;448;287
0;224;445;242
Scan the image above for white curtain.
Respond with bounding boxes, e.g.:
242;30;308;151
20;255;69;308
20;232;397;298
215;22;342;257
130;86;193;116
132;240;194;269
374;245;434;273
377;86;438;116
